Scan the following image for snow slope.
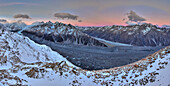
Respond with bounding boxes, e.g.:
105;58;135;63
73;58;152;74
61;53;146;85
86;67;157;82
0;28;170;86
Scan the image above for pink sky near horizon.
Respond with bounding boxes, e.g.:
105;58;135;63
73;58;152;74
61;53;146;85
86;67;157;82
22;19;169;27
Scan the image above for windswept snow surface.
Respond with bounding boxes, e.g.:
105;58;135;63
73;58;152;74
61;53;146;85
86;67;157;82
0;30;72;64
0;28;170;86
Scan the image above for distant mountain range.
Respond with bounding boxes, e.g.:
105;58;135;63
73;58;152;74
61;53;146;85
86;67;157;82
22;21;107;47
1;21;107;47
1;22;170;46
80;23;170;46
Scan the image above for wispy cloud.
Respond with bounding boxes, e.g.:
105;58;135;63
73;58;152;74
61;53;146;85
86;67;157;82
0;2;38;7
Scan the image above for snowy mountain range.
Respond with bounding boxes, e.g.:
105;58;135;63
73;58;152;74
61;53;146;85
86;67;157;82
80;23;170;46
20;21;107;47
2;22;170;47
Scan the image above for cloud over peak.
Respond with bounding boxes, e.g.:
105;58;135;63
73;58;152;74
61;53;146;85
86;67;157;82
127;10;146;22
0;19;7;23
124;10;147;25
54;13;78;20
13;14;31;19
78;20;82;22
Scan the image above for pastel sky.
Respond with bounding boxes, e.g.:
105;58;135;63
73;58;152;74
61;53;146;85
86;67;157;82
0;0;170;26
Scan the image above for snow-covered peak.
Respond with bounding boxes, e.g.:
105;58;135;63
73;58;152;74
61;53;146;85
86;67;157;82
3;22;27;31
126;21;137;25
31;21;45;26
162;25;170;28
22;21;84;36
0;29;73;65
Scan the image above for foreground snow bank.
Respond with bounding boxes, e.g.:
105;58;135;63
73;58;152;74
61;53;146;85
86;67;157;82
0;29;170;86
0;29;75;67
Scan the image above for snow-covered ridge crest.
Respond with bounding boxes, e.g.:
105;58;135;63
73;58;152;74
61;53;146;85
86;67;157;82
0;29;74;66
97;46;169;72
91;46;170;86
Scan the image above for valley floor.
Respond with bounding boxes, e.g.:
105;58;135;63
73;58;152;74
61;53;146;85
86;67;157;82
23;33;165;70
